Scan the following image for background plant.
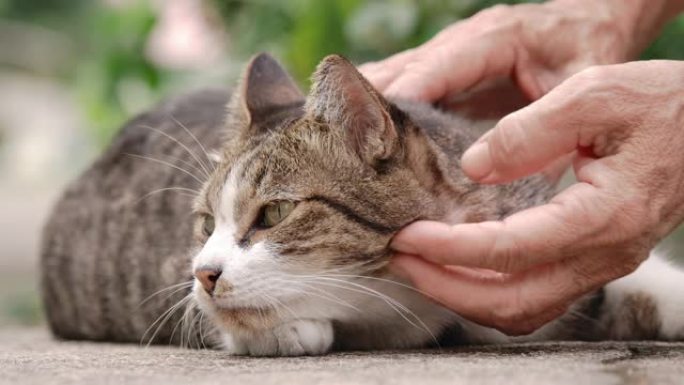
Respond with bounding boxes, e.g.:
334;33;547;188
2;0;682;143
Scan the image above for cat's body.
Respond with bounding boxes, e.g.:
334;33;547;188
41;90;227;344
41;54;684;355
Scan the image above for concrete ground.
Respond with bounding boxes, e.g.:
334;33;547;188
2;327;684;385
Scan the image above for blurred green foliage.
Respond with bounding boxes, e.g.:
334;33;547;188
1;0;168;144
1;0;683;143
0;287;43;326
215;0;544;83
642;14;684;60
75;3;163;144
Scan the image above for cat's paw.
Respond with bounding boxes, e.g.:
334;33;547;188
272;319;334;356
220;319;334;356
219;332;249;355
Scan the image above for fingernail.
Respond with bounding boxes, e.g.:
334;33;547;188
461;141;493;181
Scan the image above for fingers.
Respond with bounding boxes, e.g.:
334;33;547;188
460;69;607;183
392;251;616;335
386;34;517;102
391;183;611;273
541;152;575;184
359;19;520;103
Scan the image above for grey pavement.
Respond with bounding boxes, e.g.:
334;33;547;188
2;327;684;385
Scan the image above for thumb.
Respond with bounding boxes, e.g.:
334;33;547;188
461;79;588;183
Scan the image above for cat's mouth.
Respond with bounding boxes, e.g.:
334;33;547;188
198;295;281;331
194;286;279;314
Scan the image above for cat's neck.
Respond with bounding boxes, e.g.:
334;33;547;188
397;101;503;224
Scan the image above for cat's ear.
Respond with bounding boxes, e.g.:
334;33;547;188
228;53;304;132
306;55;398;165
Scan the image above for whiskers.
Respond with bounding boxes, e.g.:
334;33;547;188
139;284;217;350
228;268;440;348
133;187;200;205
297;274;440;347
139;266;442;351
138;281;194;309
126;116;219;203
169;115;217;175
138;118;214;178
125;153;207;186
140;292;194;348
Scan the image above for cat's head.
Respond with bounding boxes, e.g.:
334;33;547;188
191;54;447;332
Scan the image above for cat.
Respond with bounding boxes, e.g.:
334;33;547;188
41;53;684;355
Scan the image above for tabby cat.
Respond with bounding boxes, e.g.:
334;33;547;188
41;54;684;355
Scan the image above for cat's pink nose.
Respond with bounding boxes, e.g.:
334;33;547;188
194;267;222;295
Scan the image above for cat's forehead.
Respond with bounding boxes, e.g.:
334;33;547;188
200;120;339;211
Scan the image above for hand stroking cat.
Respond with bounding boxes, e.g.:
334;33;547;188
40;52;684;356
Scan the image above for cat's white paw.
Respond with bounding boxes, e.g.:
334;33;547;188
219;332;249;355
273;319;334;356
220;319;334;356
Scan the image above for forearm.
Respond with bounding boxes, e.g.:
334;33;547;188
550;0;684;58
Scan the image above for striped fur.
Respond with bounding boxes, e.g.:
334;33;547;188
41;54;684;354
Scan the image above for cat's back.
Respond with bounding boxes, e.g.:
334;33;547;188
41;88;229;344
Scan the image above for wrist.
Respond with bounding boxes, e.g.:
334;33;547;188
549;0;681;59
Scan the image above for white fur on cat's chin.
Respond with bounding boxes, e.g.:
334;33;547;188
192;167;333;356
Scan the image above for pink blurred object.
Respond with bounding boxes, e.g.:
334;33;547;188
145;0;227;70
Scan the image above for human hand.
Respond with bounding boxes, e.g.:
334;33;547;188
390;61;684;335
360;0;674;103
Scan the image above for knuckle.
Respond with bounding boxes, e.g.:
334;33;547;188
558;192;607;240
489;115;526;167
610;191;653;241
490;232;525;273
573;66;611;94
473;221;526;273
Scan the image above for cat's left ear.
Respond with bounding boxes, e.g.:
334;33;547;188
306;55;399;165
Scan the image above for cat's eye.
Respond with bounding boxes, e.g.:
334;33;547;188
262;200;295;228
202;215;215;237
